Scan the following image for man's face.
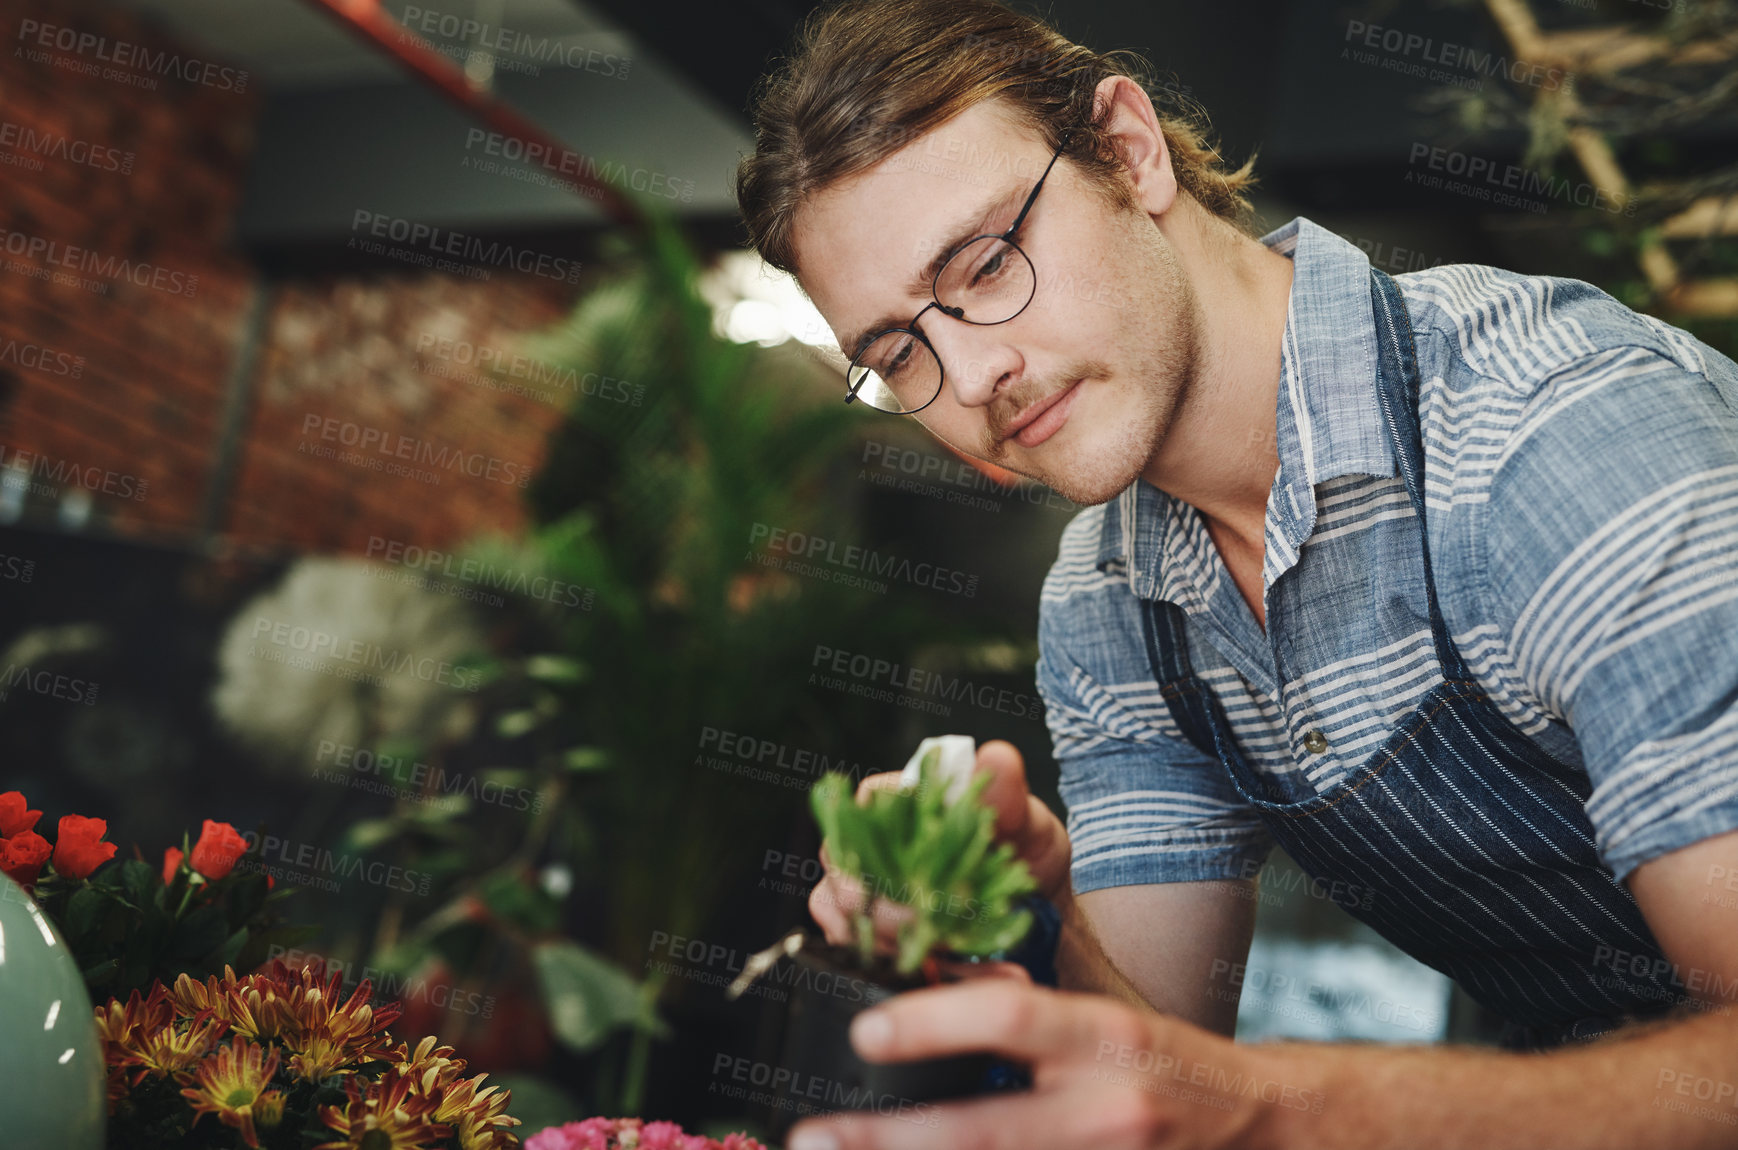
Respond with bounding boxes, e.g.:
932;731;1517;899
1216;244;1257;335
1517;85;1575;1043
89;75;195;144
789;99;1202;507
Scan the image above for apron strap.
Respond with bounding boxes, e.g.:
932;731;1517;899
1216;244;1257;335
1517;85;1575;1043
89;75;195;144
1138;269;1474;756
1369;268;1475;684
1139;596;1218;760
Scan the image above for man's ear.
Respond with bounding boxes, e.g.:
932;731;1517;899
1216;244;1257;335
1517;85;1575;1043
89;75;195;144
1092;75;1177;217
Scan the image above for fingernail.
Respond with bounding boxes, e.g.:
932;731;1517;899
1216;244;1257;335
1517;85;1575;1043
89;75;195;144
851;1008;893;1052
789;1129;840;1150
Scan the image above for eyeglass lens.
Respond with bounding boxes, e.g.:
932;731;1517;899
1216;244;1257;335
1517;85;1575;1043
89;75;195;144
847;238;1036;413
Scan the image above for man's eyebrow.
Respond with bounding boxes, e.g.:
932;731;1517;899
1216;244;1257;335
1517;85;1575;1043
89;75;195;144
840;180;1029;358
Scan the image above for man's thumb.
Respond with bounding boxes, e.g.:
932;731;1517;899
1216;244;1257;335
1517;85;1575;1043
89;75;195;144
975;739;1030;834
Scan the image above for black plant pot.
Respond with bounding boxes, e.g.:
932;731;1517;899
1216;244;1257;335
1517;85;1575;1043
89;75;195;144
756;931;998;1138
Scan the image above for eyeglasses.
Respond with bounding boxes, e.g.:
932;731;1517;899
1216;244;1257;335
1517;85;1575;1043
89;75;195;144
845;131;1073;415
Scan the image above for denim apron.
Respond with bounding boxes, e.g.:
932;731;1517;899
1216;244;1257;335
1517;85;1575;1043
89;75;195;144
1139;269;1685;1049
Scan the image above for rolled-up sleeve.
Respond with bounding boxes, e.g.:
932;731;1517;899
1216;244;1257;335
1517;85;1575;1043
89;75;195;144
1037;523;1271;893
1479;341;1738;884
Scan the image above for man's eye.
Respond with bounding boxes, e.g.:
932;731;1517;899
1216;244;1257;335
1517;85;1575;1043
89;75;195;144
884;340;916;377
971;249;1008;285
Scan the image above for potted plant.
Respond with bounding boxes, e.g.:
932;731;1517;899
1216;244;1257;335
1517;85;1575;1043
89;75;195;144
729;737;1037;1135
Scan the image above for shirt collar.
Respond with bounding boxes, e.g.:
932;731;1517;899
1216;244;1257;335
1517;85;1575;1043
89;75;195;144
1096;216;1397;594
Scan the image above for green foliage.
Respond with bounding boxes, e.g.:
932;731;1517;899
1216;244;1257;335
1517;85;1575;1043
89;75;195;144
809;746;1037;975
33;837;310;1000
458;204;997;971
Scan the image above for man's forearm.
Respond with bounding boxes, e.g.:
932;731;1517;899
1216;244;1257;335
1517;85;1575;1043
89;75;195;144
1246;1005;1738;1150
1054;890;1158;1012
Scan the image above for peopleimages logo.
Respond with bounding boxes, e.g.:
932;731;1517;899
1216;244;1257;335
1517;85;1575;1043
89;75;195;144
748;522;980;599
314;739;545;814
15;19;250;92
0;226;197;296
0;337;85;378
349;210;583;284
809;643;1045;721
247;616;483;692
236;833;432;896
462;129;695;204
397;6;631;80
298;415;534;489
0;119;134;174
366;536;593;610
1406;143;1636;216
0;445;148;501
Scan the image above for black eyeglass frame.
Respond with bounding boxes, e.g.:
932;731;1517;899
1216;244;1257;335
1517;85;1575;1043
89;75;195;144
844;129;1075;415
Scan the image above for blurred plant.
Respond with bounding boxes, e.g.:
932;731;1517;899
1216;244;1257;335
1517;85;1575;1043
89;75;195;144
96;958;520;1149
809;744;1037;975
210;556;487;770
444;205;1017;1114
5;793;308;1000
1418;0;1738;344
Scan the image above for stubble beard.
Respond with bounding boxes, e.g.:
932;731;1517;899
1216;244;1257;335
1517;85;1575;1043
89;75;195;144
985;238;1204;508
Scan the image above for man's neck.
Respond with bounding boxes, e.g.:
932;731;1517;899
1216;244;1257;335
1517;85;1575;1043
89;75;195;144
1139;202;1295;554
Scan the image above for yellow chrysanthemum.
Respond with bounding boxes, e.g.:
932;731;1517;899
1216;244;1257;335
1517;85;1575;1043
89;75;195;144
180;1037;284;1149
132;1015;229;1082
314;1069;452;1150
95;984;174;1054
285;977;400;1081
437;1074;522;1150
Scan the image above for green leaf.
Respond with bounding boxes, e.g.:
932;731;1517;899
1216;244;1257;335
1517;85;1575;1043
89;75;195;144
65;885;108;941
80;958;120;987
342;818;403;852
561;746;609;772
497;709;543;738
805;751;1038;972
172;905;229;961
532;939;663;1052
120;859;156;909
213;925;250;968
525;654;587;683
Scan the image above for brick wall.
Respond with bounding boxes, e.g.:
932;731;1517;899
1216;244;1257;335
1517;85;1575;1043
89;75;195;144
0;0;579;557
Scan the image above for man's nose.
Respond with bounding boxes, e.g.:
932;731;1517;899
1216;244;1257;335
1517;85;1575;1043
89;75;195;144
932;324;1019;409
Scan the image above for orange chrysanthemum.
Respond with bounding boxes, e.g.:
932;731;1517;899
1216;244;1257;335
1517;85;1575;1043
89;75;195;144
132;1013;230;1083
434;1072;522;1150
180;1037;285;1149
283;969;402;1082
94;984;175;1057
315;1068;452;1150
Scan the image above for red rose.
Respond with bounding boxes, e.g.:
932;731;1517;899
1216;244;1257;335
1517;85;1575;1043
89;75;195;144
1;830;53;887
162;845;184;886
189;820;247;880
0;791;42;837
52;814;116;880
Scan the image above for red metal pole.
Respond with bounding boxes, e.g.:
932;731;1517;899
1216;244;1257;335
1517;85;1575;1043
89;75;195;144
298;0;641;229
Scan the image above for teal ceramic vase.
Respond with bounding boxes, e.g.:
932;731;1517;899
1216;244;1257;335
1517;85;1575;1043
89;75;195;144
0;871;106;1150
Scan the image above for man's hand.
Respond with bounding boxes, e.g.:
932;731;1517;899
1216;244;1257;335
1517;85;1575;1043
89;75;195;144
807;739;1072;953
784;979;1284;1150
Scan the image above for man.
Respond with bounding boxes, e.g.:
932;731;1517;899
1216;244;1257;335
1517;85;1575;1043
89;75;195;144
734;0;1738;1146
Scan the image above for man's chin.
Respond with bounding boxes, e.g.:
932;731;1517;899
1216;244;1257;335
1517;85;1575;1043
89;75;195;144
1012;454;1143;509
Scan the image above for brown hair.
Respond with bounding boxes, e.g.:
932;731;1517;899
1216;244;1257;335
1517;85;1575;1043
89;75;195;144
736;0;1259;277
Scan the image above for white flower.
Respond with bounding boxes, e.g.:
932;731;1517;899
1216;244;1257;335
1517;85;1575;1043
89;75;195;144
898;734;977;804
210;557;484;769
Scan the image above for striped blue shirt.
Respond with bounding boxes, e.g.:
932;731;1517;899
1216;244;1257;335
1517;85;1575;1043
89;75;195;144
1038;216;1738;895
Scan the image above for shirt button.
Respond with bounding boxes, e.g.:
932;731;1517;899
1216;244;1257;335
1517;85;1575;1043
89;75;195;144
1303;729;1329;755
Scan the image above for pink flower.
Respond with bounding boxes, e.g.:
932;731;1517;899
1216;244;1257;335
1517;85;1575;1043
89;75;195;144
525;1117;622;1150
523;1117;762;1150
638;1121;691;1150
